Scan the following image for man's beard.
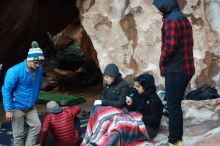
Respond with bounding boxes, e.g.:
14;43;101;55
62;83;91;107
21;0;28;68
30;66;38;72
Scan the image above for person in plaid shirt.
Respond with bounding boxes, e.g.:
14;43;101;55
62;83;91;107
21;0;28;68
153;0;195;146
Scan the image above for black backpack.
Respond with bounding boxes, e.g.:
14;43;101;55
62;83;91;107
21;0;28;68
185;85;220;100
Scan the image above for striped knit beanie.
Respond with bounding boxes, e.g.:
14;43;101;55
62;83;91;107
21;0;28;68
27;41;44;61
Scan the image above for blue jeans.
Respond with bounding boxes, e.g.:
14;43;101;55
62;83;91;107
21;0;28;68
165;73;192;144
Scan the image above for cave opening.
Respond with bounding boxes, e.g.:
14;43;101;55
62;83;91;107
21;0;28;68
0;0;103;96
34;1;103;94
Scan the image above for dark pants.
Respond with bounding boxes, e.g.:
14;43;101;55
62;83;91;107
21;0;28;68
74;117;81;136
74;117;82;146
165;73;192;144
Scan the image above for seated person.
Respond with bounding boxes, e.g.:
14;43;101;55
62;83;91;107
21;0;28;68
94;63;130;108
36;101;81;146
126;73;164;139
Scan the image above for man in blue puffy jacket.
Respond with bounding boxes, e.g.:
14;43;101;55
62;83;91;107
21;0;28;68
2;41;44;146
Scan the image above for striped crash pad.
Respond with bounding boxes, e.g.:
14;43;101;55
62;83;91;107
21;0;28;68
37;91;85;105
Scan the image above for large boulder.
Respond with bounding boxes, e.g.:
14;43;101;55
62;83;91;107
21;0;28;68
80;0;220;92
154;98;220;146
182;98;220;136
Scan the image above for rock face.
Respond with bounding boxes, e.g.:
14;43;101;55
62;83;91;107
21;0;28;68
154;98;220;146
1;0;219;91
80;0;220;91
183;99;220;136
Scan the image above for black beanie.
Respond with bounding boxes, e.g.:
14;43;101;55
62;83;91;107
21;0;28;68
135;73;155;89
103;64;121;78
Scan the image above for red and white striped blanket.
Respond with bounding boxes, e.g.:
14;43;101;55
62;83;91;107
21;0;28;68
81;105;154;146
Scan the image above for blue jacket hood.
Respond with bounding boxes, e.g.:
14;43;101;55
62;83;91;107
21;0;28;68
153;0;179;15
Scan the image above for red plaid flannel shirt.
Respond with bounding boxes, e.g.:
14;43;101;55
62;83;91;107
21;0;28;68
160;17;195;77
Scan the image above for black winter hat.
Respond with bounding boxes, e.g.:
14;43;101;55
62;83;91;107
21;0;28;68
103;63;121;78
135;73;155;90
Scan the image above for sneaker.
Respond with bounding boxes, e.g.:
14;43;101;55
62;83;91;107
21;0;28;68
173;141;183;146
159;141;183;146
159;142;169;146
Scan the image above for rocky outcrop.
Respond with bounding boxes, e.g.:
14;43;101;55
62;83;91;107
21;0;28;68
1;0;218;92
182;98;220;136
46;22;101;89
0;0;219;90
80;0;220;92
149;98;220;146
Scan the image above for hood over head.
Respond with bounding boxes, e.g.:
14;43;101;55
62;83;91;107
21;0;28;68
103;63;122;79
135;73;157;97
153;0;179;15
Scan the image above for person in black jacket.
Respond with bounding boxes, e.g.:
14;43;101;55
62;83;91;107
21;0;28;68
94;63;130;108
126;73;163;139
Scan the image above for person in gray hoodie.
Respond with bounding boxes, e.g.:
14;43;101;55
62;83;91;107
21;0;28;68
94;63;130;108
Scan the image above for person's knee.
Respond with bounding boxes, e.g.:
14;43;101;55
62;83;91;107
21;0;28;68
36;122;41;132
32;121;41;133
12;125;24;137
13;131;24;138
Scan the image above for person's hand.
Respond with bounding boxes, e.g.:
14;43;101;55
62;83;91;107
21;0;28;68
126;96;133;106
6;111;13;121
94;100;102;106
35;144;42;146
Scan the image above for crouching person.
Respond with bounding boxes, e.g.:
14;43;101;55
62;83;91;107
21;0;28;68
36;101;81;146
2;41;43;146
126;73;164;139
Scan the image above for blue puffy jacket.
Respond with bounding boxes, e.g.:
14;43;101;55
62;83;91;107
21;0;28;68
2;60;42;111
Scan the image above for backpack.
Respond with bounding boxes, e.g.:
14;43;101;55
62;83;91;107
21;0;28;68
185;85;220;100
157;90;169;116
